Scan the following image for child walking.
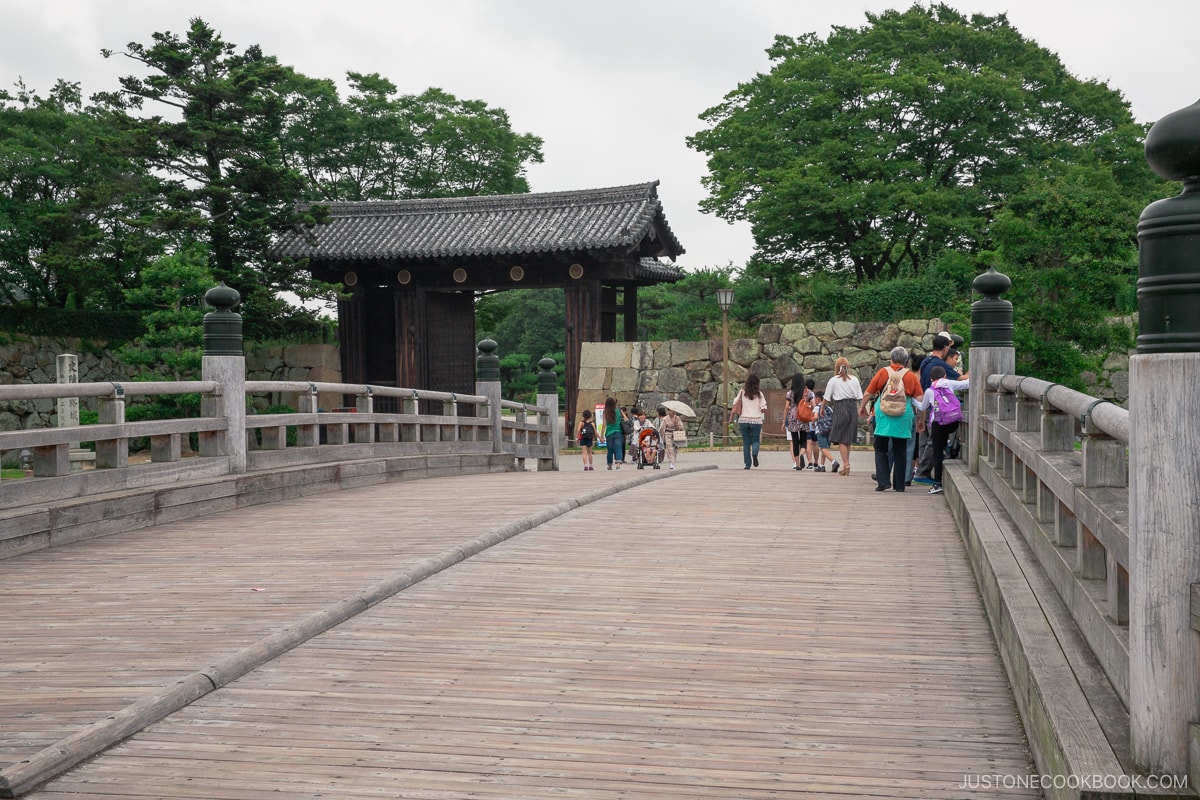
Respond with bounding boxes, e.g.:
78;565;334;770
577;409;597;471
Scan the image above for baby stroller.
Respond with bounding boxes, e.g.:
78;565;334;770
635;427;661;469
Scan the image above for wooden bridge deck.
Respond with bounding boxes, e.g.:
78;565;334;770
2;449;1038;799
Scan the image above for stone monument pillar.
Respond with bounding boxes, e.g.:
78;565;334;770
1129;98;1200;778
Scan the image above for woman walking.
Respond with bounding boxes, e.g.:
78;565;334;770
659;406;686;469
603;396;625;470
825;356;863;476
729;372;768;470
782;373;811;470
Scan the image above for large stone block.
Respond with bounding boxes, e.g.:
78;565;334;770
657;366;689;393
631;341;654;370
610;368;639;392
807;321;834;337
833;321;856;338
781;323;808;344
637;370;658;392
758;324;782;344
577;367;608;392
581;342;632;369
794;335;823;355
653;342;673;370
772;354;801;380
672;340;711;366
898;319;927;335
729;338;759;367
750;359;774;378
844;347;878;368
763;342;792;359
803;354;835;372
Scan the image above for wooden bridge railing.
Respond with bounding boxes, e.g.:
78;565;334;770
976;373;1131;705
0;376;556;512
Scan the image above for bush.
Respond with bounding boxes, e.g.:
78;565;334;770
0;307;144;343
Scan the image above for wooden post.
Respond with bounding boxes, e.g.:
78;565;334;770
536;358;560;472
1130;354;1200;775
1130;99;1200;777
476;339;502;454
967;268;1014;475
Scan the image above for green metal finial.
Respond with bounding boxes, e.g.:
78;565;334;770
970;266;1013;348
476;339;501;382
1138;99;1200;353
537;358;557;394
202;282;243;356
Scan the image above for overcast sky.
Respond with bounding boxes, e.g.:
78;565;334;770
2;0;1197;270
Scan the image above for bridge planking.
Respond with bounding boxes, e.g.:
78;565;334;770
11;450;1037;798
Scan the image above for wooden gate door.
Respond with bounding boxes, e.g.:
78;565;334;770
423;290;476;396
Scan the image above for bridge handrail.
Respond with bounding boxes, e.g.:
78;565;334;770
0;380;220;401
244;381;489;406
978;372;1130;705
986;373;1128;442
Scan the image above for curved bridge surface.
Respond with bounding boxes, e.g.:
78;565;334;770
1;449;1037;799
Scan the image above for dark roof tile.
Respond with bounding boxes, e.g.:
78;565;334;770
275;182;685;262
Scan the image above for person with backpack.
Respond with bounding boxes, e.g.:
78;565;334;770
859;346;926;492
782;373;814;471
920;365;970;495
812;389;835;472
913;334;967;485
576;409;597;471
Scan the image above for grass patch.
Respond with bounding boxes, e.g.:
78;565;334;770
1;468;27;480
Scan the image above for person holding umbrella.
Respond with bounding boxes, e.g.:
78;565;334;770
659;400;692;470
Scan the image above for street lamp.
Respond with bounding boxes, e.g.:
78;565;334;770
717;287;735;446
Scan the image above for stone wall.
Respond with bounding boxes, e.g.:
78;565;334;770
0;336;341;431
578;319;950;436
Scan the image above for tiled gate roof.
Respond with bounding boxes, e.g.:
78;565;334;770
275;182;685;264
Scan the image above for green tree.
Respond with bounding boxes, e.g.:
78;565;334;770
688;4;1137;285
280;73;543;202
117;243;214;380
0;80;163;309
96;18;322;331
638;267;733;341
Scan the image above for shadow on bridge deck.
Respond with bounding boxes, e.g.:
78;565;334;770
1;448;1037;799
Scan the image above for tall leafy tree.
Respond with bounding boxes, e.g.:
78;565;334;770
280;72;543;202
95;18;320;329
0;80;162;308
688;4;1138;285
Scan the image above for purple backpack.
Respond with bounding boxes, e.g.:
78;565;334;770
931;383;963;425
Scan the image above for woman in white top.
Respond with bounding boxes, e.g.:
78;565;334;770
728;372;768;470
824;356;863;476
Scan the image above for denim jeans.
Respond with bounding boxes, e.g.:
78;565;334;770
605;431;624;465
739;422;762;468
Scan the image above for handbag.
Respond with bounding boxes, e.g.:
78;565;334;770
671;430;687;443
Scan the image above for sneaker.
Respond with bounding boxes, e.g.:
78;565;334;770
753;454;759;467
798;455;805;469
669;464;675;470
913;476;935;485
815;465;826;473
875;485;889;492
831;461;840;474
928;485;944;495
807;463;815;470
792;464;801;471
607;465;612;470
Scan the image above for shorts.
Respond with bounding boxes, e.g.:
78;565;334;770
579;438;593;447
817;433;830;449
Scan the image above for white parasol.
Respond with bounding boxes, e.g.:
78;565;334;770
661;399;697;417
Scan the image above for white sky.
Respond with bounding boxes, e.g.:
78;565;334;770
2;0;1197;270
